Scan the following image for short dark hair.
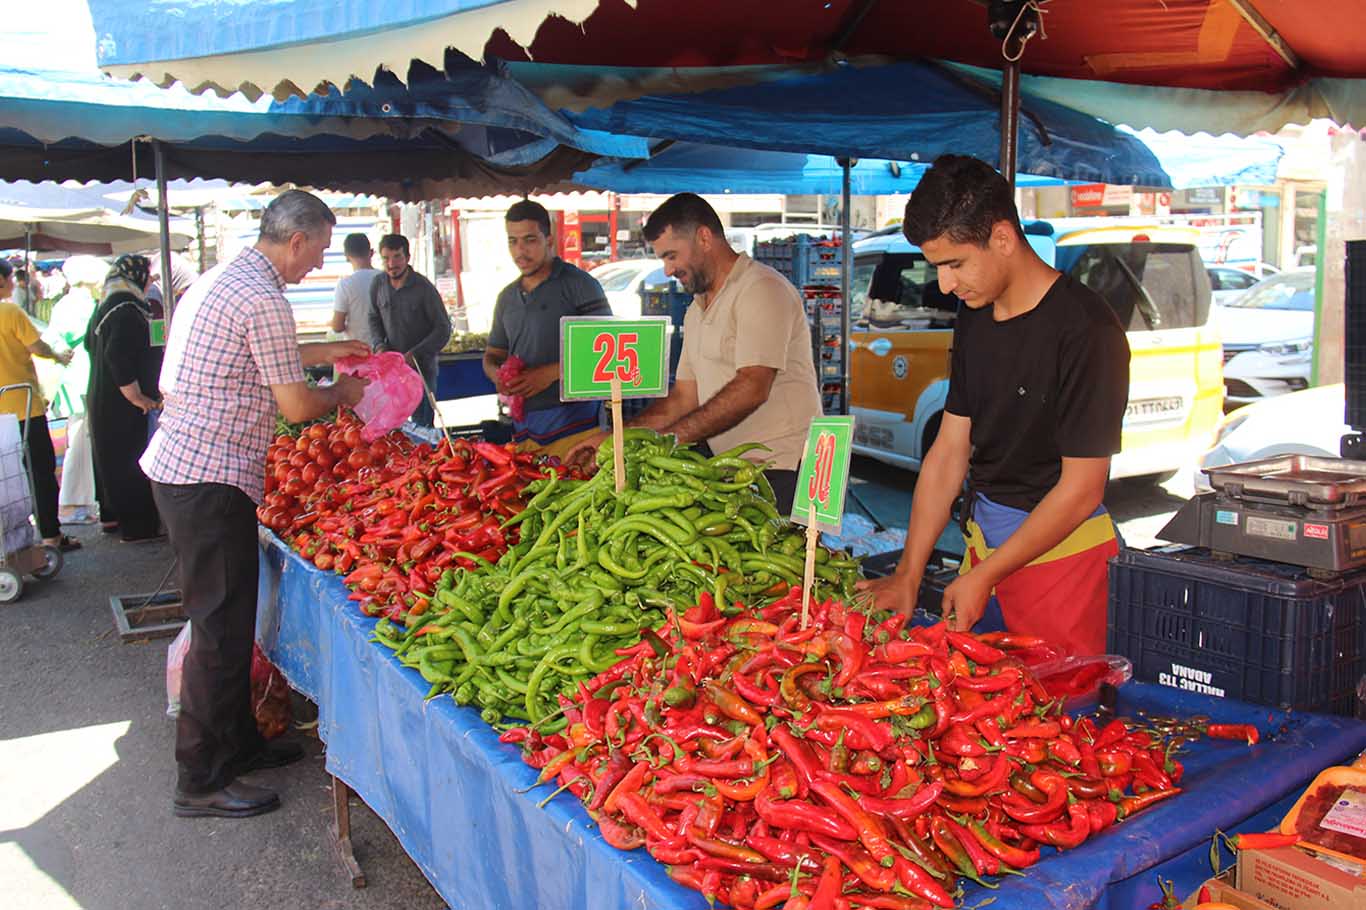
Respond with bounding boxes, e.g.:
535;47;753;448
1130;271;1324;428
903;155;1024;248
14;268;26;281
343;233;372;258
0;261;11;280
643;193;726;243
378;234;410;257
505;200;551;237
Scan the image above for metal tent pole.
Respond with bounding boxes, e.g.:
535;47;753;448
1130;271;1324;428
23;228;32;315
1000;58;1021;194
840;158;852;416
153;140;175;324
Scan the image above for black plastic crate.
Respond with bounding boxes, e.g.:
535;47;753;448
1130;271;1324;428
862;548;961;617
1107;545;1366;715
1346;240;1366;428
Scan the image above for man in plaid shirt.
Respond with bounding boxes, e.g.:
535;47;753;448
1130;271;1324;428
143;190;367;819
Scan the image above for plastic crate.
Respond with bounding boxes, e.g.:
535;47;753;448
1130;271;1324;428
640;277;692;327
1107;545;1366;715
1346;240;1366;428
755;236;844;287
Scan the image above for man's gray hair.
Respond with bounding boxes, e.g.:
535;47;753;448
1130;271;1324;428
258;190;337;244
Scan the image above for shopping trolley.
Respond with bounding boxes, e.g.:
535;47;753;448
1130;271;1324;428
0;383;64;603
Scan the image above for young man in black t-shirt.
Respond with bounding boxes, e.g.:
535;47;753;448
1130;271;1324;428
857;155;1129;655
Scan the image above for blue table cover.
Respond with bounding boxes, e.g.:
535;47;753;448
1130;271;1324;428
256;532;1366;910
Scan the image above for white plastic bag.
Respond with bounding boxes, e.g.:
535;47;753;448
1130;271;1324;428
166;622;191;718
58;414;96;518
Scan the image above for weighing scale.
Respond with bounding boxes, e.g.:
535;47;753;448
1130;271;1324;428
1158;455;1366;573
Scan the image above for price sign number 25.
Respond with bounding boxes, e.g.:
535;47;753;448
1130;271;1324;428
592;332;642;386
807;431;837;505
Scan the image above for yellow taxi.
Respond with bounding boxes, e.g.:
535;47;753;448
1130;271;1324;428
848;221;1224;482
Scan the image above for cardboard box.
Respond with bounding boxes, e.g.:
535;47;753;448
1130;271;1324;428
1182;869;1281;910
1238;846;1366;910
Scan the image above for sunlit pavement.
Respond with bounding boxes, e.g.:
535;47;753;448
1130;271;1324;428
0;526;446;910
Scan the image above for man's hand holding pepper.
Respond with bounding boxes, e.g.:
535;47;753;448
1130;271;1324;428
855;566;921;619
941;567;995;632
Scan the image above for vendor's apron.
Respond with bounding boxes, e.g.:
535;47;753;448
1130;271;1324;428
959;492;1118;656
513;401;602;460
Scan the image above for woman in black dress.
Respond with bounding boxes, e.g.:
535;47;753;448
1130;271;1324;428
86;255;163;543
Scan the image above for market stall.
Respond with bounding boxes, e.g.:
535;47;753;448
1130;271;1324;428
256;525;1366;909
246;414;1366;910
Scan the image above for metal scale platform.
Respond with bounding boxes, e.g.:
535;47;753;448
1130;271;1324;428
1158;455;1366;573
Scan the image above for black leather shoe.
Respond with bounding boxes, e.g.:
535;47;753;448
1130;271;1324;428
173;781;280;818
239;739;306;773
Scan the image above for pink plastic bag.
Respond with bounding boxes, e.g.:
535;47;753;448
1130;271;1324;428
336;352;425;441
497;355;526;422
165;622;191;718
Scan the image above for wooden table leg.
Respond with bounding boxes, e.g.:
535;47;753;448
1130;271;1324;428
330;775;366;889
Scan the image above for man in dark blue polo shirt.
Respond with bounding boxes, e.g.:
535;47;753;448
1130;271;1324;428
483;201;611;457
368;233;451;427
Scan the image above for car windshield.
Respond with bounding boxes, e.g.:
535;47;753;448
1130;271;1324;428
1228;272;1315;311
596;265;652;292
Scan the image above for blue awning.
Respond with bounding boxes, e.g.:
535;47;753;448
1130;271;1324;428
0;62;646;199
570;142;1070;196
1122;128;1284;188
564;61;1171;188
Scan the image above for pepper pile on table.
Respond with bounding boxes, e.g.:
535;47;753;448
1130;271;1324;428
502;590;1196;910
259;413;574;622
371;429;863;727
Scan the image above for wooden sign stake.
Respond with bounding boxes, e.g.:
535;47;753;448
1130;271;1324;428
610;375;626;493
801;501;819;629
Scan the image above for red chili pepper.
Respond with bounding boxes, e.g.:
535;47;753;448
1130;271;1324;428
1205;723;1260;745
1118;787;1182;818
1093;718;1128;750
813;709;893;752
808;853;845;910
1084;798;1118;834
808;834;898;892
746;833;822;872
965;815;1040;869
1000;769;1068;824
1002;720;1062;739
1021;801;1091;849
1229;831;1299;850
944;751;1013;798
943;814;999;876
945;631;1006;664
955;666;1022;692
857;781;944;820
810;778;895;863
753;787;857;840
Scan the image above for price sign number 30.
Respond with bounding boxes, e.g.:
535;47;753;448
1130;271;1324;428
807;431;838;505
592;332;642;387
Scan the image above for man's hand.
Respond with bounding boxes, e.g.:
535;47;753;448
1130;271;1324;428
565;430;609;469
941;569;994;632
506;362;558;398
333;373;368;407
54;349;74;367
855;569;921;619
326;340;371;362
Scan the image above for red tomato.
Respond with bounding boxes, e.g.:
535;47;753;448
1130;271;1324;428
295;435;311;452
315;452;335;470
343;428;362;449
302;463;321;485
347;450;371;470
306;424;328;441
332;462;351;479
274;463;291;483
275;434;294;448
330;441;349;459
287;451;308;469
283;479;306;497
313;551;334;571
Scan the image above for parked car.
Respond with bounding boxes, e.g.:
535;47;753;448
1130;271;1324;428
1194;383;1347;491
1212;268;1315;407
1206;265;1263;306
589;258;659;319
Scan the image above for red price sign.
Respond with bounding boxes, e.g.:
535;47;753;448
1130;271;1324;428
591;331;642;387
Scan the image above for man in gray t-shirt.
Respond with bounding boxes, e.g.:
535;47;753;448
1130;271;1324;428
368;234;451;427
483;201;611;457
331;233;381;347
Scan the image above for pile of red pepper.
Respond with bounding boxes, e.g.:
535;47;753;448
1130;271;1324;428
504;590;1190;909
259;413;574;621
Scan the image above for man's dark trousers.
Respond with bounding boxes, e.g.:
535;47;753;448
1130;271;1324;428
152;481;264;794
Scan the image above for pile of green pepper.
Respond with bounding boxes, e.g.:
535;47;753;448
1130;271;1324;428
372;429;862;726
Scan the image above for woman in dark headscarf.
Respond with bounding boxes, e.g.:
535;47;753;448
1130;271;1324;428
85;254;163;542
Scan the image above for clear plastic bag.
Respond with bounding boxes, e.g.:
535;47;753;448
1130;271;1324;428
336;351;425;441
165;622;191;718
1029;654;1133;709
496;354;526;422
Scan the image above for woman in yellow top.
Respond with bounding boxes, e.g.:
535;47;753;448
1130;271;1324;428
0;260;79;551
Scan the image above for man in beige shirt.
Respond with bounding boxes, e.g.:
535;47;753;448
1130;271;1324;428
569;193;821;511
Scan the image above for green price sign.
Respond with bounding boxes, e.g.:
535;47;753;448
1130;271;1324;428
560;317;670;401
149;318;167;347
791;416;855;533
